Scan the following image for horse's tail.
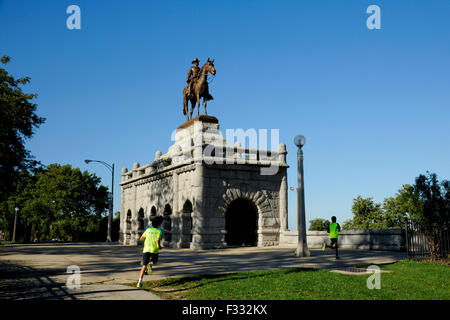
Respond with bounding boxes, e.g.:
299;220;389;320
183;89;187;115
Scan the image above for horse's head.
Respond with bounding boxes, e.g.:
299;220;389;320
204;58;216;76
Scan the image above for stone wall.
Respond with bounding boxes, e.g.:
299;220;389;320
119;116;289;249
280;229;406;251
203;164;287;247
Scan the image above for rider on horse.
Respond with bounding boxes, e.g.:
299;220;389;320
183;57;216;120
186;58;200;98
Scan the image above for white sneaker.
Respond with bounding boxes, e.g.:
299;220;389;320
137;281;143;288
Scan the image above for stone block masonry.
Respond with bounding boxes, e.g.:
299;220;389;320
120;116;289;249
279;229;406;251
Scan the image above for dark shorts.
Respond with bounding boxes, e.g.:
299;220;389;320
330;238;338;248
142;252;159;265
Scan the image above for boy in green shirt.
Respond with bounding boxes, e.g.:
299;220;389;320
322;216;341;259
137;216;163;288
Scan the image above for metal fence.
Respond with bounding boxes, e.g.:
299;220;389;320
405;220;449;260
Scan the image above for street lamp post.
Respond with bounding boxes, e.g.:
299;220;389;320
294;135;310;257
85;159;114;243
12;207;19;243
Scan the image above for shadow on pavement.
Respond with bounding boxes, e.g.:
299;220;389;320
0;261;75;300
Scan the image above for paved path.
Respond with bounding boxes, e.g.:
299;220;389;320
0;242;407;300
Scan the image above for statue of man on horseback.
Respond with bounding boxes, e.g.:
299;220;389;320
186;58;201;98
183;58;216;121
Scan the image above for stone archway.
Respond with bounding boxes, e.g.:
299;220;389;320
215;183;278;247
163;204;172;243
181;200;193;248
225;198;258;246
138;208;145;231
150;206;157;217
126;210;132;232
125;210;132;244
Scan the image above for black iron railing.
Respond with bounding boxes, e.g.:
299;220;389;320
405;219;449;260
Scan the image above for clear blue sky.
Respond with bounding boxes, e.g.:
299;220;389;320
1;0;449;230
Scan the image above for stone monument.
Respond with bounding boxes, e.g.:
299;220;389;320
119;59;289;249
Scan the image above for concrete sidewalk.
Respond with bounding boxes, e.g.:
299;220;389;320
0;260;161;300
0;243;407;300
65;284;162;300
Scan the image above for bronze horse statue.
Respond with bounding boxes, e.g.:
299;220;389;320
183;58;216;121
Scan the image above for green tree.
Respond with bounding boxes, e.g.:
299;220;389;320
342;219;358;230
349;196;385;229
0;170;38;241
414;172;449;259
382;184;422;228
308;218;330;231
344;174;448;237
414;172;449;228
0;56;45;202
1;164;109;242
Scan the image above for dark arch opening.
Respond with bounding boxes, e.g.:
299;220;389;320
138;208;145;230
126;210;132;232
183;200;193;213
225;198;258;247
163;204;172;242
150;206;157;217
181;200;193;247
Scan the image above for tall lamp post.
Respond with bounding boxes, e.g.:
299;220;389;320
85;159;114;243
12;207;19;243
294;135;310;257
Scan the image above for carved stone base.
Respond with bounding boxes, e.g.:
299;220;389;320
177;115;219;130
120;116;288;249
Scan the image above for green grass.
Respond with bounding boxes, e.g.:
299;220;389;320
131;260;450;300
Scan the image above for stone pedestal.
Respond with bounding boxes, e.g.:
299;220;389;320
120;115;288;249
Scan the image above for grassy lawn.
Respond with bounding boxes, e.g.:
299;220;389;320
132;260;450;300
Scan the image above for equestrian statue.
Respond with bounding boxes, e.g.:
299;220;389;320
183;58;216;121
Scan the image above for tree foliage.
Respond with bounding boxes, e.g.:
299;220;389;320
0;164;109;242
343;174;448;233
382;184;422;227
0;56;45;202
344;185;422;229
342;219;358;230
414;172;449;230
350;196;384;229
308;218;330;231
413;172;449;259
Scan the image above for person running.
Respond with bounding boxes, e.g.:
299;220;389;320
322;216;341;259
142;217;164;275
137;216;164;288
